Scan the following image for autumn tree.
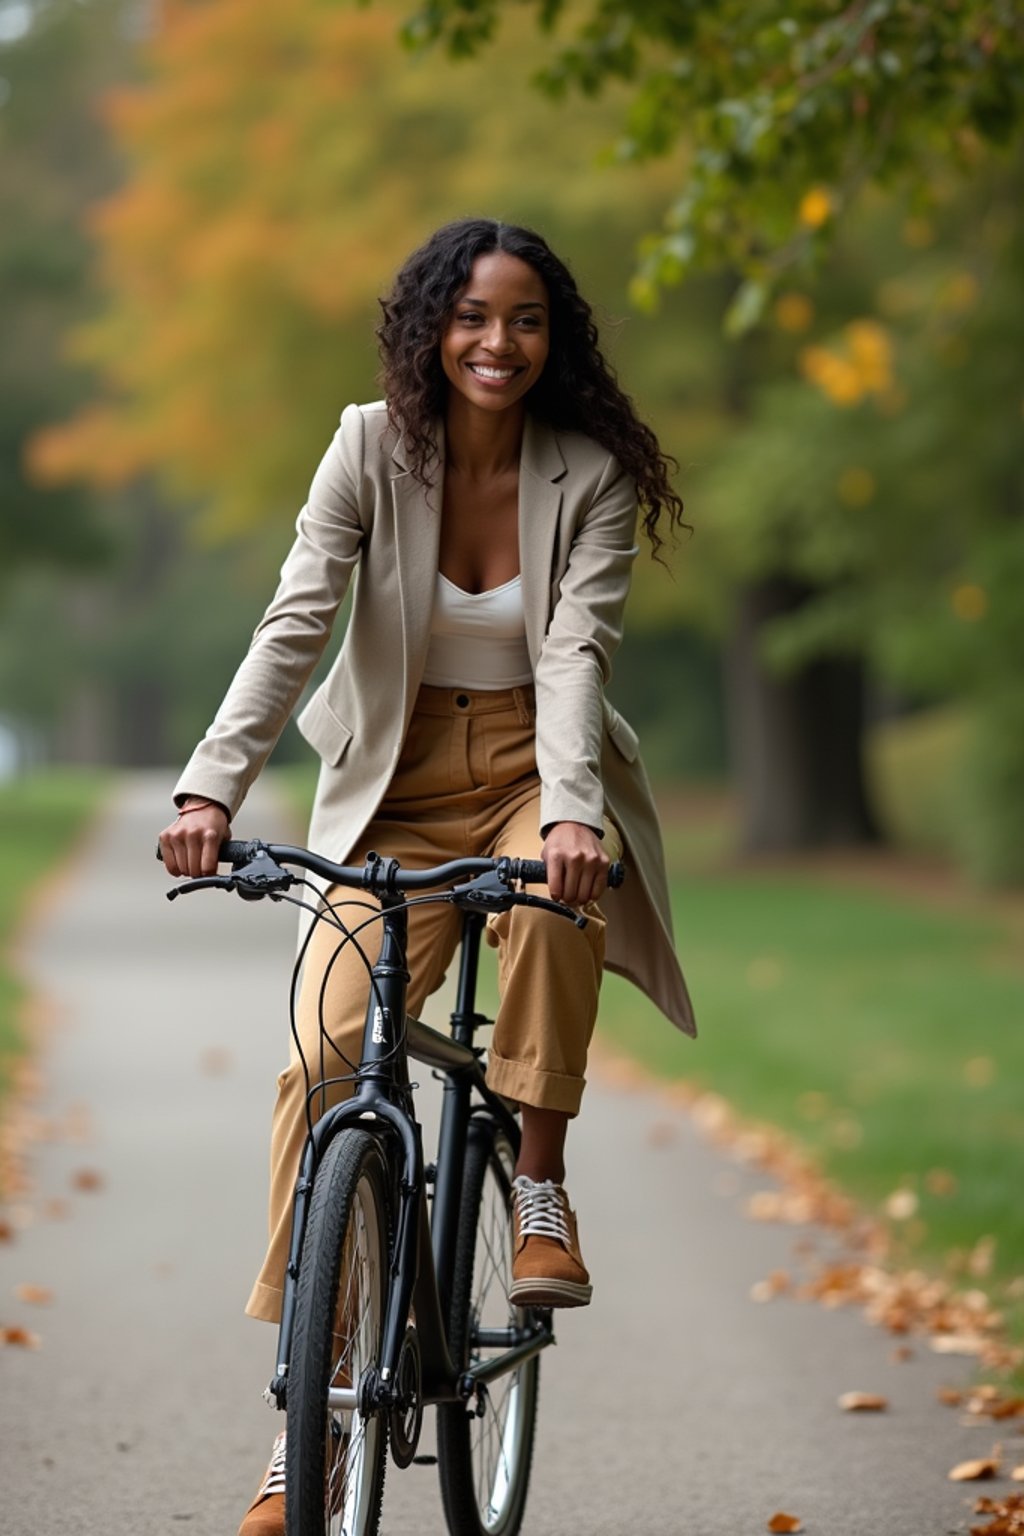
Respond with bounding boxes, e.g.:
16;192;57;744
400;0;1024;325
0;0;135;588
703;166;1024;874
393;2;1024;855
25;0;717;764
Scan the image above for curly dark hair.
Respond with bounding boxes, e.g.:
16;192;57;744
376;217;686;557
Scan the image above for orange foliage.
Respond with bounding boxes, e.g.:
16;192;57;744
35;1;661;536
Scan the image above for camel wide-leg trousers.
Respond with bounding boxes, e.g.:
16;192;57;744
246;683;618;1325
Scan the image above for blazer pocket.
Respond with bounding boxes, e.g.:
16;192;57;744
604;704;639;763
297;689;354;768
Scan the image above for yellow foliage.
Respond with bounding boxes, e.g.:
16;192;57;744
901;216;934;249
773;292;814;333
951;584;988;623
836;467;876;508
798;186;833;229
800;319;894;407
845;319;893;391
799;346;865;407
32;0;678;531
876;277;920;318
939;271;979;313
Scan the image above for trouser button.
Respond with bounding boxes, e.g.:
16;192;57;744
455;693;470;709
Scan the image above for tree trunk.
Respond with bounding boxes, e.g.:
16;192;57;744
725;577;880;852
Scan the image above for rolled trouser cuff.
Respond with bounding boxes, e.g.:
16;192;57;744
485;1051;586;1117
245;1279;283;1326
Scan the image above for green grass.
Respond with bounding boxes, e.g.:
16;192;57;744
866;705;970;863
0;769;109;1098
596;816;1024;1354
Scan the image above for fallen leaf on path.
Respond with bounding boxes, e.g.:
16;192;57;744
647;1119;677;1148
750;1271;791;1303
931;1332;988;1356
1012;1468;1024;1482
891;1345;914;1362
14;1284;53;1306
70;1168;104;1192
971;1491;1024;1535
839;1391;888;1411
63;1103;93;1142
199;1046;233;1076
965;1391;1024;1421
0;1219;12;1243
767;1515;802;1533
950;1451;1001;1482
2;1325;41;1348
938;1386;964;1406
43;1199;70;1221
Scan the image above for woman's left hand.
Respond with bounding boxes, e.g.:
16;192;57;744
542;821;610;908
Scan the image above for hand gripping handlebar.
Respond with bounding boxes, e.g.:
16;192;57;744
158;839;624;903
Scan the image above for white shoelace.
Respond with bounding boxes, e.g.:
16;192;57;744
258;1430;287;1498
512;1176;570;1247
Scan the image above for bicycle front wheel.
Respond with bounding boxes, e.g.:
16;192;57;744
286;1129;390;1536
437;1125;539;1536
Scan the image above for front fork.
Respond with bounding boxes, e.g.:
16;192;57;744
266;898;439;1414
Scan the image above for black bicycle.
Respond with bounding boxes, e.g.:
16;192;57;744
167;836;622;1536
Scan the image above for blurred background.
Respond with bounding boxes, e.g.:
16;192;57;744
1;0;1022;1350
3;0;1023;873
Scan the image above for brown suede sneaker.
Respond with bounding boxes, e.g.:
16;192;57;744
508;1176;593;1307
238;1429;285;1536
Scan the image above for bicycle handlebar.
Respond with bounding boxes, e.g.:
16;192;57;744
159;838;624;901
214;839;623;891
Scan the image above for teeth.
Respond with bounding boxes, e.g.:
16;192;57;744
469;365;516;379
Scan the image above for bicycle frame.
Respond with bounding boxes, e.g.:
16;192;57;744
268;891;555;1418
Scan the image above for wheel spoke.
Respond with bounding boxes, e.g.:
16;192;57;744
439;1130;538;1536
288;1133;388;1536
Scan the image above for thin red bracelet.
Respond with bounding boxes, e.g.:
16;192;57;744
174;799;221;821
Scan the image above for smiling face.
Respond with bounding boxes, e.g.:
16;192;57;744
440;251;550;414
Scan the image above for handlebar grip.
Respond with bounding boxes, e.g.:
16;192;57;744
219;839;256;864
511;858;625;887
514;858;548;884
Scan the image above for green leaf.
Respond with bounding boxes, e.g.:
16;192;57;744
724;278;768;336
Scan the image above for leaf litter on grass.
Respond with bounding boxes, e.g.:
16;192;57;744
627;1068;1023;1376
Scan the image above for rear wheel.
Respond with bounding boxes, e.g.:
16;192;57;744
286;1129;389;1536
437;1125;540;1536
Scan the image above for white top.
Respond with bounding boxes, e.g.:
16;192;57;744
421;573;534;689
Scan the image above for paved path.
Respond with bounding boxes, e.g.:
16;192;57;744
0;772;997;1535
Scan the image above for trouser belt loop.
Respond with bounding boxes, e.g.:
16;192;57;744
513;687;532;727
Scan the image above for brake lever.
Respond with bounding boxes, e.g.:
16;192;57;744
166;849;294;903
167;875;238;901
448;871;587;927
513;891;589;929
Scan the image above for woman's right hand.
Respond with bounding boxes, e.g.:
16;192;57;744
158;798;231;879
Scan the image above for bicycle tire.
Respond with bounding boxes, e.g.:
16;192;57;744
286;1129;390;1536
437;1125;540;1536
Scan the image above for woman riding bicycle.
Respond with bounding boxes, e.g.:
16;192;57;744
158;217;696;1535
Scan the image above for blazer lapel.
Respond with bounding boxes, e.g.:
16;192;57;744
518;414;567;668
391;428;442;726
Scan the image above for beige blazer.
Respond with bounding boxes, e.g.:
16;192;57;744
175;401;696;1035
